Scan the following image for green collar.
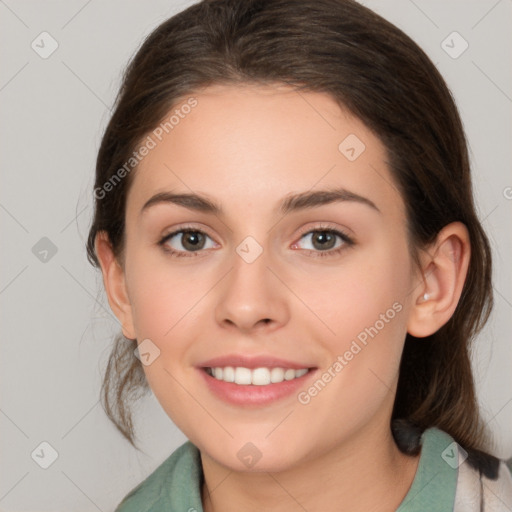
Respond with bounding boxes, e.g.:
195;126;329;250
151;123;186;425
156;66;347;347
115;427;458;511
396;427;457;511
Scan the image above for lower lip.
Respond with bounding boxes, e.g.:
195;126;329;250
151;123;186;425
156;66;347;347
198;368;317;407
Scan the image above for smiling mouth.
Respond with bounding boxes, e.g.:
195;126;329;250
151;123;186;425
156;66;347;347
203;366;314;386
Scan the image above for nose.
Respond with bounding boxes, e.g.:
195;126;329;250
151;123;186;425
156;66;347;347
214;243;290;334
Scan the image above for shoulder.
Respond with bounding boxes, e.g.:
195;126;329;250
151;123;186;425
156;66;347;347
114;440;203;512
392;419;512;511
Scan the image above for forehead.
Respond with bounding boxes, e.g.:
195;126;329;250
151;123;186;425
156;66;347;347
126;83;404;221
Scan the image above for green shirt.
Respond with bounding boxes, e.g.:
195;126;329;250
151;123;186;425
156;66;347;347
115;427;512;511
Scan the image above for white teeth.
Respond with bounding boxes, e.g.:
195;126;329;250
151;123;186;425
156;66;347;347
270;367;284;383
234;367;252;385
223;366;235;382
206;366;310;385
284;368;296;380
252;367;271;385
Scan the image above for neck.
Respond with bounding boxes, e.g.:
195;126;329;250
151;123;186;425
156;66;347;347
200;422;421;512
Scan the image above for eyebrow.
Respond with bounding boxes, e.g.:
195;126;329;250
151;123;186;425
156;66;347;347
140;187;381;218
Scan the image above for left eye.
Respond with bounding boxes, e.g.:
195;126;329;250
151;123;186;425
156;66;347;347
292;229;353;254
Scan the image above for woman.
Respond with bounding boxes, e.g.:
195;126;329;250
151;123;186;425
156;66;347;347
86;0;512;509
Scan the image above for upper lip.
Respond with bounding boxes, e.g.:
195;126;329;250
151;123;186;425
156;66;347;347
197;354;317;370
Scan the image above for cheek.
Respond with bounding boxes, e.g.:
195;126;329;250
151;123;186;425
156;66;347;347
294;248;410;434
307;237;412;395
126;247;205;339
305;242;410;341
125;251;208;429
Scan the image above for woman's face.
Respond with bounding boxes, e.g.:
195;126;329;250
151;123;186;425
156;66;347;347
120;83;421;471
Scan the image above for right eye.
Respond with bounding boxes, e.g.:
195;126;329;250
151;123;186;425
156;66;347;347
158;228;217;257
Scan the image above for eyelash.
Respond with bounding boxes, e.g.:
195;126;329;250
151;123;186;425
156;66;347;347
157;224;355;259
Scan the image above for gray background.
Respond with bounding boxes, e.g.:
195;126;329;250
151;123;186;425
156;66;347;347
1;0;511;510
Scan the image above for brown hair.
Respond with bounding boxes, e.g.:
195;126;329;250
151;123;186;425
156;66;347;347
86;0;494;454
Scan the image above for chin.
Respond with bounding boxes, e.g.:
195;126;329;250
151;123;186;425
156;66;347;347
200;438;307;474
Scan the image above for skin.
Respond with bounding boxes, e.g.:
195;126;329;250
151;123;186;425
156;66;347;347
96;83;470;511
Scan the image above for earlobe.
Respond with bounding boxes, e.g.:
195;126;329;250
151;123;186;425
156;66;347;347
94;231;136;340
407;222;471;338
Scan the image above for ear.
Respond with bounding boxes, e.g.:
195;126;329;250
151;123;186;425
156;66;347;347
94;231;136;340
407;222;471;337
